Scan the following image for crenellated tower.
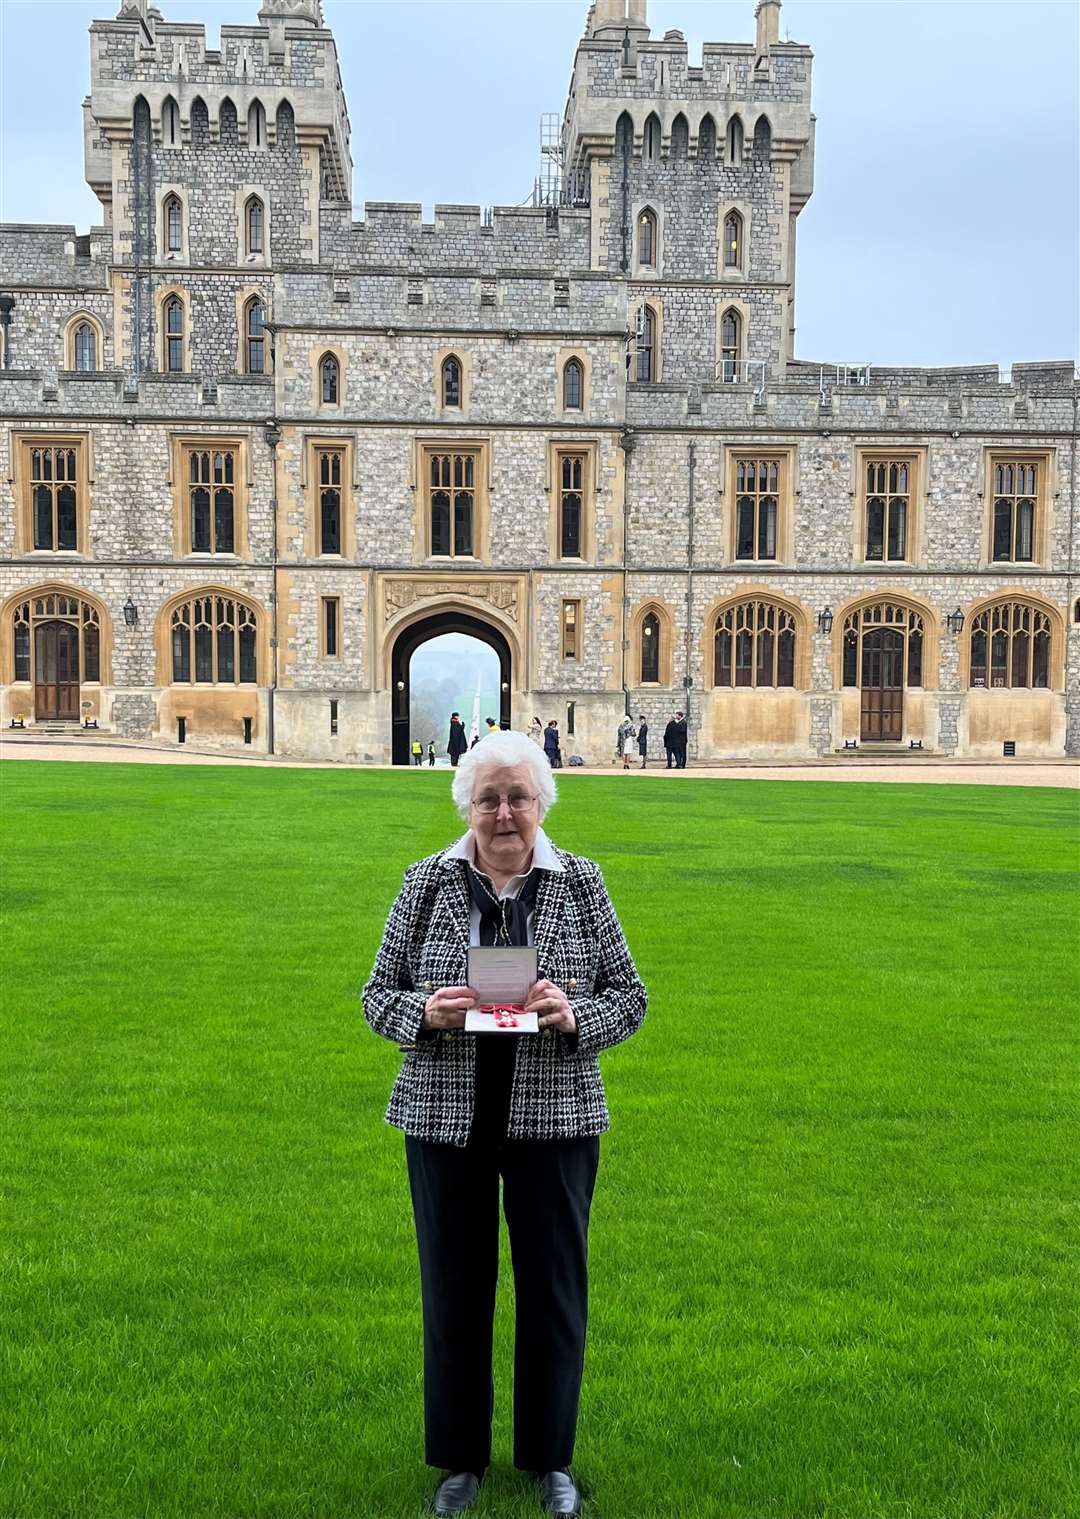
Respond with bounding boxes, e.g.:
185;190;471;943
563;0;814;377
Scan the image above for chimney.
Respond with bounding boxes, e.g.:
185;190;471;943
755;0;781;54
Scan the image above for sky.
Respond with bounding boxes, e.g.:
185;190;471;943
0;0;1076;369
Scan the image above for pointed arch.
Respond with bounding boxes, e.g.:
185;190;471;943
275;99;295;147
159;287;188;373
719;304;743;383
440;353;462;409
722;209;743;271
156;585;268;688
726;114;743;167
961;592;1064;691
318;350;341;406
832;592;940;695
643;112;661;161
753;114;772;166
709;594;808;690
190;96;209;146
636;205;657;268
247;98;266;149
562;356;584;412
219;97;238;143
632;600;674;687
634;301;659;383
163;191;183;255
244;194;265;257
161;94;180;148
670;112;689;159
615;110;634;157
243;295;267;375
1;582;113;689
64;312;104;372
698;112;716;161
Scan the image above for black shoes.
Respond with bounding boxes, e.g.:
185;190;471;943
539;1468;583;1517
431;1471;482;1515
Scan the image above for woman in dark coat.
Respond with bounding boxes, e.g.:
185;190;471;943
637;716;648;768
447;711;469;767
362;731;646;1518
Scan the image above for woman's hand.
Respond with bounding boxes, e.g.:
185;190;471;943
525;979;577;1035
423;986;477;1031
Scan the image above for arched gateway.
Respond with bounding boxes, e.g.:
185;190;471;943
389;609;512;766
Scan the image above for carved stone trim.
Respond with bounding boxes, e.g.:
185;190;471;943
383;577;520;623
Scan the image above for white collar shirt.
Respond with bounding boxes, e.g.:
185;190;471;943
443;826;564;946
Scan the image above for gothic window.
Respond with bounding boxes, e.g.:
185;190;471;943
636;304;656;383
164;194;183;254
865;459;910;561
698;113;716;160
171;594;257;684
558;452;586;559
219;98;238;143
991;458;1038;563
637;208;657;267
190;97;209;146
248;100;266;149
30;446;80;551
842;603;925;688
12;595;100;682
185;448;236;554
275;100;295;147
73;322;97;372
441;355;462;408
162;96;180;147
563;358;583;411
734;456;779;561
671;113;688;159
562;600;581;661
320;353;339;405
427;450;477;557
726;115;743;167
720;307;742;383
969;602;1051;689
714;601;797;688
245;196;265;256
723;211;743;270
322;595;340;658
753;115;772;166
13;601;30;681
244;297;266;375
316;448;343;555
640;611;661;683
163;295;184;372
643;113;660;161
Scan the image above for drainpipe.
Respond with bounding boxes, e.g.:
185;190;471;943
0;294;14;368
620;427;634;717
264;419;281;755
684;440;696;744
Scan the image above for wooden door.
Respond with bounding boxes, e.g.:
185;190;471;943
860;627;903;741
34;621;80;720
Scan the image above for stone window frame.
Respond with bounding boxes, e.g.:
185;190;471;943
157;286;190;374
981;449;1054;570
12;431;92;557
0;582;112;688
725;113;745;167
304;434;356;560
702;590;813;691
959;592;1065;692
546;438;598;564
313;346;346;410
247;99;268;150
718;203;750;280
236;186;271;265
632;203;663;278
434;347;471;414
724;444;795;566
412;437;491;565
853;446;926;569
560;598;583;664
169;432;251;560
630;298;663;384
558;351;589;417
234;288;272;377
320;594;342;660
155;584;269;688
156;186;189;263
63;312;105;373
630;598;676;688
161;95;181;148
716;300;748;384
830;592;939;693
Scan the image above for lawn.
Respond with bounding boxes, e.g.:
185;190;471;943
1;761;1078;1519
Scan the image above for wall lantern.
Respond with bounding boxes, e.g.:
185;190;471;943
945;608;965;635
817;607;834;634
395;679;405;691
500;681;509;692
123;598;138;628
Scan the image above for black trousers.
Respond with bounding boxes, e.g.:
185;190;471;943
405;1133;600;1475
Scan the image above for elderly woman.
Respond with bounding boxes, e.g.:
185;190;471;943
362;730;646;1518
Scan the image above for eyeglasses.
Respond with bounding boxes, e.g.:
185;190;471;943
471;792;538;814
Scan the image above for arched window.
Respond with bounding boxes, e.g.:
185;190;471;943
163;295;184;372
636;304;656;383
441;354;462;408
244;297;266;375
734;455;778;561
317;448;343;555
245;196;265;257
671;113;688;159
637;207;657;267
723;211;742;270
162;96;180;148
640;611;661;683
842;603;925;689
29;447;79;551
164;193;183;254
720;307;742;384
73;322;97;372
698;114;716;161
190;97;209;146
643;113;660;161
615;111;634;159
969;602;1051;690
248;100;266;149
753;115;772;166
865;459;909;562
991;459;1037;563
559;453;584;558
563;357;583;411
171;594;257;684
11;593;102;686
219;98;238;143
320;353;339;405
714;601;797;688
275;100;295;147
726;115;743;167
186;449;235;554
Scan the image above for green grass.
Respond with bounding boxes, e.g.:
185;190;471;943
2;761;1078;1519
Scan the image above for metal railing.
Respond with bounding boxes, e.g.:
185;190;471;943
715;358;768;401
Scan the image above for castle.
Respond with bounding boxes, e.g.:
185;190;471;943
1;0;1076;762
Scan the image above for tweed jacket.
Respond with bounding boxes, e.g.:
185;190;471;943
361;845;647;1147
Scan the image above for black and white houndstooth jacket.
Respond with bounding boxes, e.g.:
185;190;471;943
361;846;647;1147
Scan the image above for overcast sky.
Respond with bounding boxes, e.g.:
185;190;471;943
0;0;1076;369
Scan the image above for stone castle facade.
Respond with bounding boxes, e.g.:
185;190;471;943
1;0;1077;762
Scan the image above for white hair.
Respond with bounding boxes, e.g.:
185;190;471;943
451;729;557;821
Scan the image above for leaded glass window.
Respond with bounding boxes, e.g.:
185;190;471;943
30;446;79;551
186;448;235;554
734;456;779;561
865;459;910;562
428;451;476;557
171;594;257;684
969;602;1050;689
559;453;585;559
714;601;796;688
